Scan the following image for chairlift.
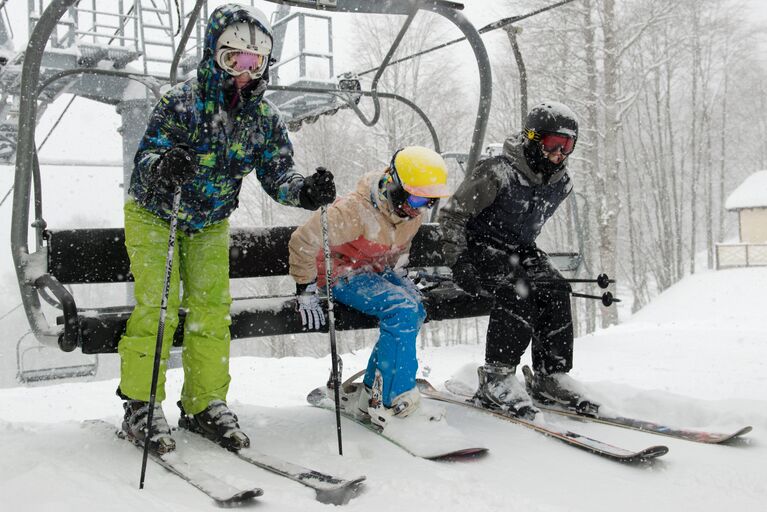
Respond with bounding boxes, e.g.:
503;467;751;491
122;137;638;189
9;0;580;361
16;332;98;384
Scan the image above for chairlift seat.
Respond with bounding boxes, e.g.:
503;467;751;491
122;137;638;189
45;224;579;354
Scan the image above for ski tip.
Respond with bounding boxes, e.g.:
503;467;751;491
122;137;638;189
306;387;326;405
415;379;437;393
715;425;753;444
215;487;263;505
629;445;669;463
426;447;489;461
314;477;366;506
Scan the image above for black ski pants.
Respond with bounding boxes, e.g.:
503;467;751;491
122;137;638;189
463;244;574;374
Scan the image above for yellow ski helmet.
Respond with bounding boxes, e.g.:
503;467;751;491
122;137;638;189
384;146;450;218
391;146;450;198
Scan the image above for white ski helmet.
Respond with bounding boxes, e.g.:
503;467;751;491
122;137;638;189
215;7;273;79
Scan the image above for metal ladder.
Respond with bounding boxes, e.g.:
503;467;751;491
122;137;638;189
135;0;177;76
0;1;186;162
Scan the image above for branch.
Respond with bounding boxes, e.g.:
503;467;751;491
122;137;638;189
616;4;677;60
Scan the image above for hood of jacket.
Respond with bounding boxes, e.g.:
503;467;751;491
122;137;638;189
503;133;568;186
196;4;273;119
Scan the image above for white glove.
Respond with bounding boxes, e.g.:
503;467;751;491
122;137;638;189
297;282;325;330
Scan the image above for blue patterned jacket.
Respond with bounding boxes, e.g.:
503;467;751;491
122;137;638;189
128;4;304;232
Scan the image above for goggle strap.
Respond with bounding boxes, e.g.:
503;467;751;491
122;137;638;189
525;128;540;141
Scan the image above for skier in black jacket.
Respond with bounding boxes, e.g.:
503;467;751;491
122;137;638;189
439;101;595;419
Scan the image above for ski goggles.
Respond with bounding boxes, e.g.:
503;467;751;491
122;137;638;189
540;133;576;155
387;171;438;210
406;194;437;209
217;49;267;78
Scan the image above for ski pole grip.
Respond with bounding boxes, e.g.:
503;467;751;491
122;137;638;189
316;166;327;175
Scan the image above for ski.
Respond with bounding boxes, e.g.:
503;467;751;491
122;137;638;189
518;366;753;445
87;420;262;505
175;428;366;505
416;380;668;463
307;369;488;460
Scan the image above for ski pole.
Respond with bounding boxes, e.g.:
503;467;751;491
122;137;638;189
140;185;182;489
571;291;620;307
423;271;615;290
529;273;614;289
495;273;622;307
317;167;343;456
534;285;621;307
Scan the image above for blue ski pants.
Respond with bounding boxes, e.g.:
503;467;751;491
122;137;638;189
332;269;426;407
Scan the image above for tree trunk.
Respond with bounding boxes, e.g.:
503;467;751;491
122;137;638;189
580;0;598;333
689;4;701;274
718;38;729;245
598;0;620;327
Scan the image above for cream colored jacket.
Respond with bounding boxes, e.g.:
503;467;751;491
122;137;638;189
289;171;424;286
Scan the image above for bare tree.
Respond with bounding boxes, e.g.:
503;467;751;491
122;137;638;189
234;0;767;357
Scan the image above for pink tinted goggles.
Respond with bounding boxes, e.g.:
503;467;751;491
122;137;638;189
219;49;266;77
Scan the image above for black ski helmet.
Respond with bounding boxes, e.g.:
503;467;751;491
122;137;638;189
522;101;579;176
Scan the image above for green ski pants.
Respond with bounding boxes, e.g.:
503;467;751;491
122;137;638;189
118;200;232;415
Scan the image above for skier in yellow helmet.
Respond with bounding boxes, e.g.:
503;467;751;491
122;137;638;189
289;146;449;426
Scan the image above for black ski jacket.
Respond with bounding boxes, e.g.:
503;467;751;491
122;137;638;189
438;134;572;267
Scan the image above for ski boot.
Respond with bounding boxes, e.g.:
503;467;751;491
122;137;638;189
353;383;372;419
522;365;600;416
326;359;370;420
367;371;445;429
178;400;250;451
121;399;176;454
473;364;539;420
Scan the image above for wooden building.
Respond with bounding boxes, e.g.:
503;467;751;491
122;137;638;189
716;170;767;268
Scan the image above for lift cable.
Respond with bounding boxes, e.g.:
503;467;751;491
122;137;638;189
353;0;577;77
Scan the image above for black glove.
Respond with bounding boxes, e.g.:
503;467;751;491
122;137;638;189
299;167;336;210
155;144;197;187
451;261;484;297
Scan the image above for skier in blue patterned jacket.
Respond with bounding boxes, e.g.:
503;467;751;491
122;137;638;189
117;3;336;454
439;101;597;420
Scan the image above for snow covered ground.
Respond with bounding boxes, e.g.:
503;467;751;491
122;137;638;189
1;267;765;512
